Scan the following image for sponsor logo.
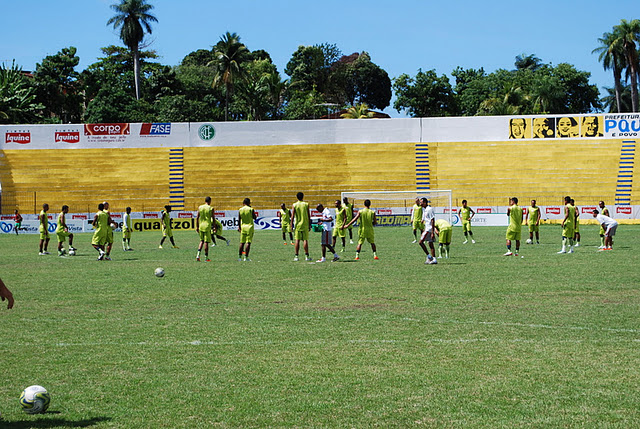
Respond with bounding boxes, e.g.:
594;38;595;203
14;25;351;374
444;208;458;214
198;124;216;141
55;131;80;143
214;211;225;217
143;213;159;218
84;123;130;136
5;131;31;144
178;212;193;218
0;215;13;220
546;207;561;215
0;222;13;233
376;209;392;215
377;215;412;227
140;123;171;136
604;114;640;137
133;218;197;232
72;215;87;220
477;208;492;214
310;210;321;217
110;213;122;219
581;206;596;214
617;206;632;215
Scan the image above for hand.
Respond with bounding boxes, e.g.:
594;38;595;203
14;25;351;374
0;281;14;310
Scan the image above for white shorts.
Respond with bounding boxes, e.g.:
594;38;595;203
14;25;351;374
605;224;618;237
321;230;332;245
420;229;435;243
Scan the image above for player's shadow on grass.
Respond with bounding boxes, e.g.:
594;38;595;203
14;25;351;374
2;415;111;428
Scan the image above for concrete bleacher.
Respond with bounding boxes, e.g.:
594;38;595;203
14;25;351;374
1;148;169;214
182;143;414;210
430;139;624;207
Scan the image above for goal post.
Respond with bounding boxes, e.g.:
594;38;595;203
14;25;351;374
340;190;453;225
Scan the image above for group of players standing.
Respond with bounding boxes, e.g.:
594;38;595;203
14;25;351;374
503;197;619;256
23;194;621;263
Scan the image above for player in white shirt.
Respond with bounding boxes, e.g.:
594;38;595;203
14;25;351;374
316;204;340;262
418;197;437;265
122;207;133;251
592;210;618;251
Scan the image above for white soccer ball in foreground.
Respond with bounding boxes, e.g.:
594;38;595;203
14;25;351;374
69;249;76;256
526;239;532;244
154;267;165;277
19;385;51;414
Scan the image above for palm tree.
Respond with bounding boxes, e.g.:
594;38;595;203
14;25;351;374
613;19;640;112
514;53;543;71
0;61;42;123
210;32;250;121
341;103;374;119
107;0;157;100
593;31;625;113
602;85;632;113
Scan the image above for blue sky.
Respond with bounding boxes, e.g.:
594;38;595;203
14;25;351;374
0;0;635;117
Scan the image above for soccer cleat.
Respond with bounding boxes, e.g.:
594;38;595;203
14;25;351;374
158;245;163;249
104;256;111;261
575;243;580;247
504;251;513;256
305;256;312;261
290;242;295;245
332;255;340;262
429;258;438;264
568;249;574;254
316;258;326;263
69;247;77;252
412;239;417;244
43;251;50;255
463;240;468;244
244;258;251;262
212;243;217;247
39;252;46;256
514;253;518;256
172;246;179;249
355;256;360;260
557;250;566;254
196;257;200;262
205;258;211;262
350;240;354;244
226;239;230;246
341;247;345;253
283;242;288;245
471;239;476;244
293;256;299;262
374;256;379;260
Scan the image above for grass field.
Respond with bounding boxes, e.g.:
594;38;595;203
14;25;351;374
1;224;639;428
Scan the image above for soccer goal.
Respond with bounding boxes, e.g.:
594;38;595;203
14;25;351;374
340;190;453;224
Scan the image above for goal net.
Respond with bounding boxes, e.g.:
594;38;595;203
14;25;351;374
340;190;453;225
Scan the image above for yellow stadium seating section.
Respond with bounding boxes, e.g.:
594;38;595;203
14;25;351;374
429;139;625;207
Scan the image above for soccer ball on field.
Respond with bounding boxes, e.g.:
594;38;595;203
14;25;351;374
154;267;165;278
69;249;76;256
19;385;51;414
526;239;532;244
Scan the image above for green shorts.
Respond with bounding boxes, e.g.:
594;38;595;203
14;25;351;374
562;225;575;238
412;220;424;231
528;223;539;233
295;228;309;241
91;231;106;246
281;221;291;233
240;226;254;244
39;227;49;240
358;230;375;245
122;229;132;239
106;228;114;244
332;227;345;238
506;228;521;241
462;220;471;233
162;228;173;238
56;230;71;242
199;229;212;243
438;228;452;244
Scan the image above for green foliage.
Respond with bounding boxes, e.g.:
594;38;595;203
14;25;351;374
211;32;251;121
341;103;374;119
332;52;391;111
33;46;83;123
393;69;457;117
1;226;640;426
0;61;42;124
282;88;326;120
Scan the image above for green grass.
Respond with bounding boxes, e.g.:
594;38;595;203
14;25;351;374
1;225;639;428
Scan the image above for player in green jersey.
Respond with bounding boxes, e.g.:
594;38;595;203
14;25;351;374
159;205;179;249
434;218;452;259
212;218;230;247
343;197;355;244
571;198;581;247
238;198;257;261
196;197;214;262
291;192;311;261
525;199;541;244
38;203;50;255
333;200;347;252
558;196;576;254
343;199;378;260
122;207;133;251
56;205;76;256
91;203;111;260
277;203;294;245
597;201;610;249
411;197;424;243
103;201;115;260
505;197;523;256
459;200;476;244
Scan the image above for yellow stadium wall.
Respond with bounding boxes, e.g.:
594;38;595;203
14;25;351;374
430;139;624;207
